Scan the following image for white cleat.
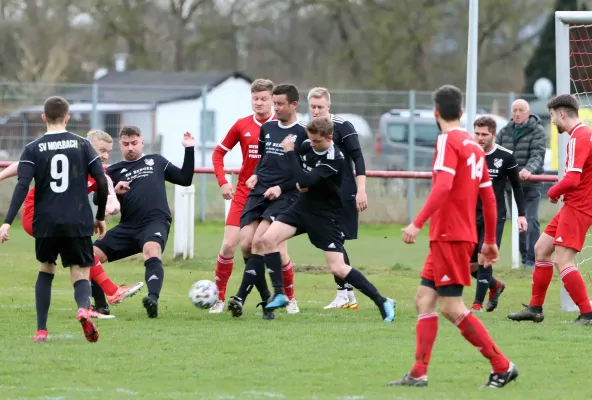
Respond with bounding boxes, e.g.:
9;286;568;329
286;299;300;314
209;300;225;314
347;291;358;309
323;295;350;309
87;308;116;320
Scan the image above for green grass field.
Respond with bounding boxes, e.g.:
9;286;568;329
1;221;590;400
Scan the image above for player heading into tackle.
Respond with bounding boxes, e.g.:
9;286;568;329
258;117;395;321
390;85;518;388
0;96;109;343
470;117;527;312
210;79;296;314
307;87;368;310
227;83;307;319
93;126;195;318
508;94;592;325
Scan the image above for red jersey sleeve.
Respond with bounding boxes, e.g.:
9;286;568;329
433;133;459;175
566;133;591;173
212;120;242;186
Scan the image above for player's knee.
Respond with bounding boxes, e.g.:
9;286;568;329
438;301;464;323
328;261;348;278
534;236;554;260
414;287;437;315
553;249;576;271
142;242;162;259
220;240;238;258
93;246;107;263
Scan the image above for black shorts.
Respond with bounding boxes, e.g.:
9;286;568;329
470;218;506;263
35;236;94;268
240;192;299;228
276;202;345;252
340;200;359;240
94;219;171;262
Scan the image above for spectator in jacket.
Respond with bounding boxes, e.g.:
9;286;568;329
495;99;546;268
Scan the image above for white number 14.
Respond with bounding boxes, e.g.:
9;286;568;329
467;153;484;180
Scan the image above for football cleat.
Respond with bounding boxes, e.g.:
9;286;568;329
323;295;349;309
208;300;225;314
107;282;144;305
257;301;275;320
77;308;99;343
471;303;483;312
227;296;244;318
88;308;115;320
33;329;48;343
486;281;506;312
142;296;158;319
286;299;300;314
387;373;428;387
265;293;288;310
507;304;544;323
481;362;519;388
382;298;396;322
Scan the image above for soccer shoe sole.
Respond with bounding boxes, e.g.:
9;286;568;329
142;296;158;319
77;312;99;343
486;282;506;312
383;298;396;322
109;282;145;306
228;298;243;318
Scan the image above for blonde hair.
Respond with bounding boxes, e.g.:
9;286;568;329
86;129;113;143
307;87;331;102
251;78;274;93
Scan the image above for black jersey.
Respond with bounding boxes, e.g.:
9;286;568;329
477;144;518;221
286;140;345;216
331;115;364;200
14;131;104;237
107;154;175;225
253;120;308;195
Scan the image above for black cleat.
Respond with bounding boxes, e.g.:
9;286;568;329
92;305;110;315
486;281;506;312
142;296;158;318
573;314;592;326
507;303;544;323
387;373;428;387
257;301;275;320
227;296;243;318
481;362;519;388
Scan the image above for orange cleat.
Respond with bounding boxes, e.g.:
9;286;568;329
107;282;144;305
33;329;48;343
77;308;99;343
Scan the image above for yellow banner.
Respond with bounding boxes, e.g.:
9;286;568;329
550;108;592;170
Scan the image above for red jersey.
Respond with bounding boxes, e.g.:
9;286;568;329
24;171;115;211
212;113;275;187
563;122;592;216
429;129;492;242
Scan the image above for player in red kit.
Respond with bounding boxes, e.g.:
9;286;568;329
0;130;144;320
508;94;592;325
210;79;298;314
388;85;518;389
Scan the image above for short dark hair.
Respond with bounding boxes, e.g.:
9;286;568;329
473;116;497;134
547;94;579;117
272;83;299;104
119;125;142;138
251;78;274;93
43;96;69;124
432;85;463;121
306;116;333;138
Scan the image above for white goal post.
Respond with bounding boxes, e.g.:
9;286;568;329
555;11;591;311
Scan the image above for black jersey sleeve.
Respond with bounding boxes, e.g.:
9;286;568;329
164;147;195;186
340;121;366;176
506;153;525;217
286;149;342;189
4;147;35;225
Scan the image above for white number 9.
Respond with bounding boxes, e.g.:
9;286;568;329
50;154;69;193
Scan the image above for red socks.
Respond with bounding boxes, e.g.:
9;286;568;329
561;266;592;314
215;254;234;301
410;312;438;378
455;310;510;374
529;261;554;307
89;256;118;296
282;260;295;300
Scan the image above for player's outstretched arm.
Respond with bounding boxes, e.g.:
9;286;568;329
3;161;35;227
164;147;195;186
0;162;18;182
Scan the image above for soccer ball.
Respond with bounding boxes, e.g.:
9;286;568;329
188;280;219;309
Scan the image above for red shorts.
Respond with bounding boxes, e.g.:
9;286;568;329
421;241;475;287
225;187;249;227
22;205;33;237
544;205;592;252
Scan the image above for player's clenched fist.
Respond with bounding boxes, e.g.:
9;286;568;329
264;185;281;200
281;136;295;152
182;131;196;148
246;174;257;189
480;243;499;264
0;223;10;243
402;223;420;244
114;181;130;195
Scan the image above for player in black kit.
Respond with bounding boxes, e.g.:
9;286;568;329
471;116;527;312
227;83;308;319
307;87;368;310
0;96;108;343
93;125;195;318
258;116;395;321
